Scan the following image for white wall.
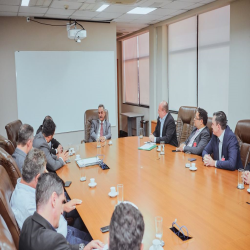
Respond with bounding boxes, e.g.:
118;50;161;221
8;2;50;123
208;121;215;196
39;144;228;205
0;17;117;145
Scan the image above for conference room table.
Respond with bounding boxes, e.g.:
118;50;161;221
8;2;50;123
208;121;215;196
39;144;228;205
56;137;250;250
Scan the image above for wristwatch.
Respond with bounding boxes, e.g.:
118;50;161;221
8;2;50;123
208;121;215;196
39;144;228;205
79;243;85;250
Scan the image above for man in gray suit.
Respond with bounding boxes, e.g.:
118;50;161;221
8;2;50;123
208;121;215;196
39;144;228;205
89;104;111;142
33;119;68;171
176;108;210;155
12;124;34;173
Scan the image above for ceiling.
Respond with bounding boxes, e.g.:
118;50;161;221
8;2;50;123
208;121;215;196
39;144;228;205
0;0;217;36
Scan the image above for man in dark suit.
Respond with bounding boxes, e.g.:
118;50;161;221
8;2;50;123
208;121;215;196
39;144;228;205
89;104;111;142
202;111;243;171
176;108;210;155
33;119;68;172
149;101;178;146
19;172;104;250
36;116;63;155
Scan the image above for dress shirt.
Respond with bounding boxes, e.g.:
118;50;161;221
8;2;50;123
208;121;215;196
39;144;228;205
184;126;206;149
154;113;168;142
215;130;225;167
12;147;27;173
10;178;67;237
97;120;106;139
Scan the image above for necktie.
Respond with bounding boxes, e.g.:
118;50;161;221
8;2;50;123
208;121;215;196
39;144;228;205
100;122;103;137
218;138;222;160
187;129;199;147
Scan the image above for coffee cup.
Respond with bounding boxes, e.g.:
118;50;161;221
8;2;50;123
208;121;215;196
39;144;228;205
69;148;74;155
110;187;116;194
185;163;191;168
108;140;112;145
75;154;80;160
191;163;196;168
157;145;161;151
90;178;95;184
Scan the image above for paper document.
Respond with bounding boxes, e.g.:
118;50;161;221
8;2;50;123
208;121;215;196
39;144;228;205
77;157;100;168
138;143;157;151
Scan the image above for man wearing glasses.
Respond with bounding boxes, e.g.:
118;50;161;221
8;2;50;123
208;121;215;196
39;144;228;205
89;104;111;142
177;108;210;155
202;111;243;170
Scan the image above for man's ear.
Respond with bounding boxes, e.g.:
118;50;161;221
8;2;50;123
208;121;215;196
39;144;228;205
35;173;41;183
51;192;57;208
140;243;144;250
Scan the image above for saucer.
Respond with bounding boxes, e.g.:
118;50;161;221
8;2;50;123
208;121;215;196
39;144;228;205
149;246;163;250
247;188;250;193
108;191;118;197
190;166;197;171
88;182;97;188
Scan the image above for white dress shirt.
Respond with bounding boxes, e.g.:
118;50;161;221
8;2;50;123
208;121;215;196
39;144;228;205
10;178;67;237
215;130;225;167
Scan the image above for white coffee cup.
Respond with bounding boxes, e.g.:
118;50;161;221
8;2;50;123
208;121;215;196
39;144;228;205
108;140;112;145
90;178;95;184
185;163;191;168
76;154;80;159
191;163;196;168
158;145;161;150
110;187;116;194
69;148;74;155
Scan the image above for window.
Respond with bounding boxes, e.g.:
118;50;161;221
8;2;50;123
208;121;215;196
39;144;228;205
168;5;230;115
122;32;149;106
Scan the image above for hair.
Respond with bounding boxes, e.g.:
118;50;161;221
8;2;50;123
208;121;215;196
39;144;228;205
197;108;208;125
42;115;53;125
161;101;169;113
42;119;56;137
36;172;64;209
98;104;105;110
22;148;47;183
109;202;145;250
17;124;34;146
213;111;228;130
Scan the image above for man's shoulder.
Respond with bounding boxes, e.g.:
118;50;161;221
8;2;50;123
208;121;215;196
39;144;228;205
33;133;47;147
166;113;175;123
200;127;210;136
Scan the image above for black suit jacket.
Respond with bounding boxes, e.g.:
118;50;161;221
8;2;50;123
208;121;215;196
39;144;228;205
36;125;60;155
153;113;178;146
19;212;78;250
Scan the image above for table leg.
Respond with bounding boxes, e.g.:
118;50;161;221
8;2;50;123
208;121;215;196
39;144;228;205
136;117;141;136
127;117;132;136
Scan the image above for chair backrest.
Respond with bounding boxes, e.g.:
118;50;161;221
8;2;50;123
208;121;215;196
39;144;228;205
84;109;109;142
0;134;15;155
0;166;20;249
0;214;17;250
5;120;22;148
0;148;21;188
235;120;250;168
207;117;213;136
176;106;197;146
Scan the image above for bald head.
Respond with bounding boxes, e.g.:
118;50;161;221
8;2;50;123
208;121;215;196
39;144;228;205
158;101;168;118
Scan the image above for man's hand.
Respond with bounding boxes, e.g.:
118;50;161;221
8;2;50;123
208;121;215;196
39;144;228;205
58;151;69;162
57;144;63;154
149;133;155;142
203;154;215;167
63;199;82;213
243;171;250;184
176;143;185;152
84;240;104;250
100;136;106;142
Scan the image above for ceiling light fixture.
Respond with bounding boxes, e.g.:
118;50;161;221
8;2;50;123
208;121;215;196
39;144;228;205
21;0;30;6
96;4;109;12
127;7;156;14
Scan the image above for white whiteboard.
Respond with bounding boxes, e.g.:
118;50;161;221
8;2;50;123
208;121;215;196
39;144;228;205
15;51;116;133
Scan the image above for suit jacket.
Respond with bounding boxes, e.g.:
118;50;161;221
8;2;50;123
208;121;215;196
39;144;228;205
36;125;60;155
89;120;111;142
19;212;78;250
202;126;243;171
153;113;178;146
33;132;64;172
184;127;211;156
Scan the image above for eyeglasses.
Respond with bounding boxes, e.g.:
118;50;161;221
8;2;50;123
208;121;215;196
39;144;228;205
194;117;202;120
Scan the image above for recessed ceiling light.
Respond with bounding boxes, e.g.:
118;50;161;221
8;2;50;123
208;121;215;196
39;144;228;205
21;0;30;6
127;7;157;15
96;4;109;12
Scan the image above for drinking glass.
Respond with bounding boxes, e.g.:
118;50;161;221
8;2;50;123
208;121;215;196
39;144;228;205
155;216;163;241
80;167;86;182
117;184;123;204
238;168;245;189
139;128;144;139
96;137;101;148
160;141;165;155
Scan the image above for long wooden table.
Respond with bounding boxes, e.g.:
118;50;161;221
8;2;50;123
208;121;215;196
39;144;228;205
57;137;250;250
